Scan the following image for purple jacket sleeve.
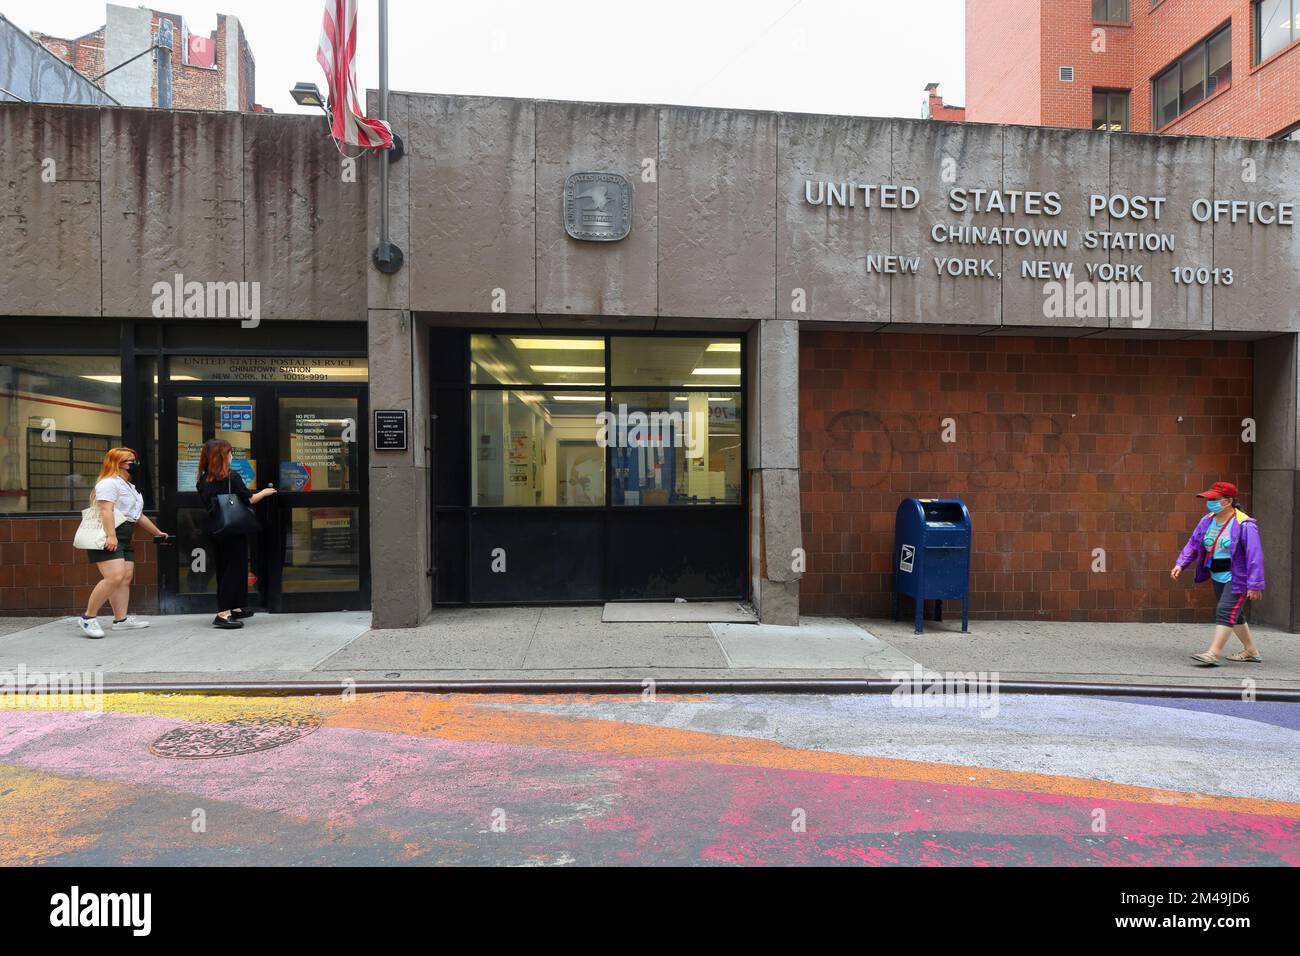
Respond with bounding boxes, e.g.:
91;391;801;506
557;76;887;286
1176;519;1205;568
1242;520;1266;591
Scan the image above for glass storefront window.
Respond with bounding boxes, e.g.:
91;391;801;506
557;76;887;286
470;334;606;386
471;390;605;506
277;397;359;492
0;355;122;513
609;392;742;505
611;337;741;388
465;335;743;509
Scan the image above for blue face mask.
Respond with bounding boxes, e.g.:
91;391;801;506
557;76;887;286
1206;499;1225;513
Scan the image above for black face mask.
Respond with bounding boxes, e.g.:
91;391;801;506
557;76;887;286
125;460;142;483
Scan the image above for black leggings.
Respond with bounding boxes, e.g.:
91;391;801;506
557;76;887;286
213;535;249;613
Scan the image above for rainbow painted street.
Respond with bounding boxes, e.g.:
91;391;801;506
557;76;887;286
1;691;1297;866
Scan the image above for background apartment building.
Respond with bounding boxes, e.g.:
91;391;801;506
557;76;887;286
29;3;258;111
966;0;1299;139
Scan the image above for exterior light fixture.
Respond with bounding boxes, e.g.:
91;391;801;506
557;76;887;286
290;81;326;111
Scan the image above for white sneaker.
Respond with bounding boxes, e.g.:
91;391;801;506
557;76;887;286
78;616;105;639
111;616;150;630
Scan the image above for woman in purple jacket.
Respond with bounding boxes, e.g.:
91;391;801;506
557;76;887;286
1170;481;1265;666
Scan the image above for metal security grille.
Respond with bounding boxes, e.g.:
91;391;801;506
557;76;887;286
26;427;119;512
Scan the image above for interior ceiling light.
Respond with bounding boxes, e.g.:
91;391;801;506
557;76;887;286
549;395;601;402
691;368;741;376
531;365;604;373
706;342;741;352
511;338;603;350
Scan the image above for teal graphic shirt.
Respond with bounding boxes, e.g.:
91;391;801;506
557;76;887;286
1203;516;1236;584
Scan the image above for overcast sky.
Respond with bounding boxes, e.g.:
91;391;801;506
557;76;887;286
9;0;966;117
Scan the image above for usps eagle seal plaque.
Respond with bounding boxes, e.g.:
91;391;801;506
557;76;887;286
564;171;633;241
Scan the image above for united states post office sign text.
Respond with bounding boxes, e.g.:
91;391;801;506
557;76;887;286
803;180;1295;286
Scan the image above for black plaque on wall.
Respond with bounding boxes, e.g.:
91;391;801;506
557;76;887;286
373;410;408;451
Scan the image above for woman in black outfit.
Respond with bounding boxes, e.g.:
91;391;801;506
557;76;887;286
195;438;276;629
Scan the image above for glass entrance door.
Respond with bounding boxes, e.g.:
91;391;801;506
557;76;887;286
159;384;369;614
159;387;270;613
267;389;368;612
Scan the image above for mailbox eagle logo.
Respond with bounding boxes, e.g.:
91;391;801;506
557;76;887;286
899;544;915;573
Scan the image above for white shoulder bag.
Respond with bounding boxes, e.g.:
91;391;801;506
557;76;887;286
73;498;128;550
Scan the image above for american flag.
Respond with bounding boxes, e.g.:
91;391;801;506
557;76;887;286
317;0;393;149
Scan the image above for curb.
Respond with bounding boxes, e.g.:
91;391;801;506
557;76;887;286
71;678;1300;702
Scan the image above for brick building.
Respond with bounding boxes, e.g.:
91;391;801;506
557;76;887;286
923;82;967;121
32;4;259;112
966;0;1300;139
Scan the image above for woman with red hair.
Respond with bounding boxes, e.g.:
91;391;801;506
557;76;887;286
77;447;170;639
196;439;276;629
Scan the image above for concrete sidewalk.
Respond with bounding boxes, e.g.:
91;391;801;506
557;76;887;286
0;606;1295;688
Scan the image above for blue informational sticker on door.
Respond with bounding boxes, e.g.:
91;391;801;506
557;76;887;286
230;456;257;489
219;404;253;431
279;461;312;492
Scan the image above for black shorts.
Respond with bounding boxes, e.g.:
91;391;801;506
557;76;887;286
86;520;135;563
1212;580;1250;626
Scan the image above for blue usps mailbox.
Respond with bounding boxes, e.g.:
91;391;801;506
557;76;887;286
892;498;971;634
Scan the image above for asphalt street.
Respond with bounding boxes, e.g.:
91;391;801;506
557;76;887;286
1;690;1296;865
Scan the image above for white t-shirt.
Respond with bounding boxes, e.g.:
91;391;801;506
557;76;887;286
93;476;143;522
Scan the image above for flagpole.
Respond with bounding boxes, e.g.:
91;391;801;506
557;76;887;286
373;0;402;273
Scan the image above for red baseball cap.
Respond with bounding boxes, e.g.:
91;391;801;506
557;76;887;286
1196;481;1238;500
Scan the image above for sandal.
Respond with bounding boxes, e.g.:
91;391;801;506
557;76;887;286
1190;653;1220;666
1226;651;1262;663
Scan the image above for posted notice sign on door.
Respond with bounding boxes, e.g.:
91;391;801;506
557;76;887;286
219;404;253;431
373;409;408;451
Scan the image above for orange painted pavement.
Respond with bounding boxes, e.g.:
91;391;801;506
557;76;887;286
7;691;1299;821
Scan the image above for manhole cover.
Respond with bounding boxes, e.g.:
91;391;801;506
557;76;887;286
149;713;323;759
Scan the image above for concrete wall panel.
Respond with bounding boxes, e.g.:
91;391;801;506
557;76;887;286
1212;138;1300;334
1001;126;1111;329
1252;333;1299;471
1251;467;1295;630
408;95;536;313
536;101;658;316
368;308;414;467
101;109;243;317
890;120;1002;327
659;106;776;319
1108;134;1214;332
758;319;799;469
0;104;101;316
778;114;892;324
367;90;410;313
368;463;423;628
244;113;367;321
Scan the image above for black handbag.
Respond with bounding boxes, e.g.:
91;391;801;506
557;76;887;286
208;477;260;537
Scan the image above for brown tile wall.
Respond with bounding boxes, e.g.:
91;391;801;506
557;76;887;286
799;331;1254;622
0;516;159;616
